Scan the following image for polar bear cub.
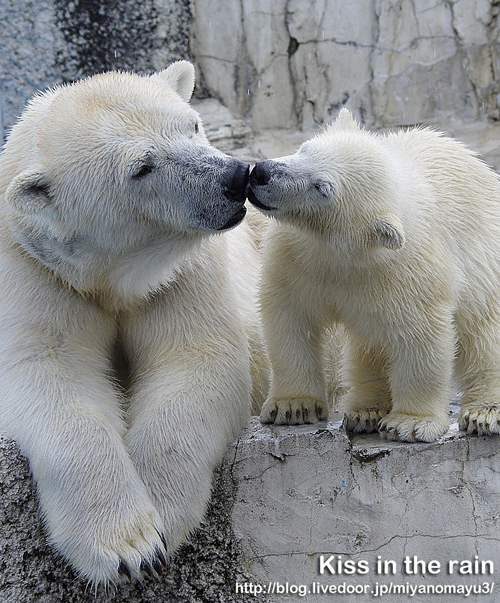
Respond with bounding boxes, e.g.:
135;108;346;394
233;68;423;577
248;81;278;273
0;61;267;584
247;108;500;443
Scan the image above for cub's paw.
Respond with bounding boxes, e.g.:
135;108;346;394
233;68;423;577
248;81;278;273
459;403;500;436
343;407;390;434
260;397;328;425
378;411;448;443
52;501;167;585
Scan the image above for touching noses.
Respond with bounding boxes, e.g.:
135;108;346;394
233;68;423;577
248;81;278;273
250;161;272;186
224;160;250;202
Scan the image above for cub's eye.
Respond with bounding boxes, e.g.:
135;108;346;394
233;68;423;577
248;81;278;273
314;180;334;198
194;122;199;133
132;164;154;180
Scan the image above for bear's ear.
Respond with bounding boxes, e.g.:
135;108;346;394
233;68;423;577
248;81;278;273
330;108;360;132
5;170;52;215
373;216;405;250
156;61;196;102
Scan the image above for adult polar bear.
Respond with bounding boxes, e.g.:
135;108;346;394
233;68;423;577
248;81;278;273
0;62;266;584
248;109;500;443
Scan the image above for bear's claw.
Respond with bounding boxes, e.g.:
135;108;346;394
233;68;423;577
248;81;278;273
118;560;132;580
120;544;168;581
378;411;448;443
344;407;388;434
156;545;167;569
260;397;328;424
140;559;155;578
459;404;500;435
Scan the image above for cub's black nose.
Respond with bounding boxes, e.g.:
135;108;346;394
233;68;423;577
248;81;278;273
224;160;250;202
250;161;272;186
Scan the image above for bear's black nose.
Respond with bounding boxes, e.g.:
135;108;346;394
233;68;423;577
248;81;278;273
224;160;250;202
250;161;272;186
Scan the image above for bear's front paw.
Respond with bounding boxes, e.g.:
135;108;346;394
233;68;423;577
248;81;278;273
52;501;167;585
343;407;389;434
378;411;448;443
259;397;328;424
459;403;500;436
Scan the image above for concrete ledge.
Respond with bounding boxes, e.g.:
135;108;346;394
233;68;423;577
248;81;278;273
228;412;500;602
2;410;500;602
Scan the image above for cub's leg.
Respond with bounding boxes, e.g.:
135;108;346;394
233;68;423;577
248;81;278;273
341;341;392;433
456;311;500;435
378;316;453;442
323;324;349;408
260;317;328;424
259;298;330;424
0;286;165;585
122;278;252;553
258;245;330;425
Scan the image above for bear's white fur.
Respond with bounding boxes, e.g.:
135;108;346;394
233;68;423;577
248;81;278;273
248;108;500;443
0;61;267;584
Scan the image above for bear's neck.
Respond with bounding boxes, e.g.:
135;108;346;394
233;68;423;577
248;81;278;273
10;220;204;311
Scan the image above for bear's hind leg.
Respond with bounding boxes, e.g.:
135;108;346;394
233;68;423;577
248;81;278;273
340;342;392;433
456;314;500;435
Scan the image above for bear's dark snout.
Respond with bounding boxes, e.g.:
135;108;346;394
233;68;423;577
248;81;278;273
250;161;272;186
223;160;250;202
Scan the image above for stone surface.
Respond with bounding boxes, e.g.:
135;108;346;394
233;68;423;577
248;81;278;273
0;0;191;141
229;414;500;603
3;1;500;136
193;0;500;130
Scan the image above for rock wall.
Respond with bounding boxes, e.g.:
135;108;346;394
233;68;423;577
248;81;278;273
193;0;500;130
0;0;191;141
2;0;500;138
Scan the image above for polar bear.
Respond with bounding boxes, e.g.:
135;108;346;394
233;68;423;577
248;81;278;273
247;108;500;443
0;61;267;585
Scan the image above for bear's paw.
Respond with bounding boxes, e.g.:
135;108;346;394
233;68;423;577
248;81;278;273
56;504;167;585
378;411;449;443
459;403;500;436
343;407;389;434
259;397;328;425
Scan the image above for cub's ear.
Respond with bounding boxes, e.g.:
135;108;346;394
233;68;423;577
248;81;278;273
373;216;405;250
155;61;196;102
329;108;360;132
5;170;52;215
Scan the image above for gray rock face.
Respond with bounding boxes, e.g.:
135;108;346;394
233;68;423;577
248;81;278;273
193;0;500;130
3;1;500;138
229;417;500;603
0;0;191;141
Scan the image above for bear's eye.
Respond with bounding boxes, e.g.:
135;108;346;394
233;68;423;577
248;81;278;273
314;181;334;198
194;122;199;134
132;164;154;180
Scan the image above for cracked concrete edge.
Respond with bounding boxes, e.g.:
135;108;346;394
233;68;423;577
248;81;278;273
228;416;500;603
